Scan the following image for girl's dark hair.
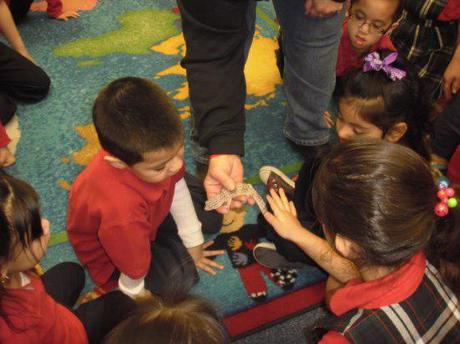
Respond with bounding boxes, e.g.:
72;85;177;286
0;171;44;327
337;50;432;161
312;140;460;296
103;294;228;344
0;171;43;264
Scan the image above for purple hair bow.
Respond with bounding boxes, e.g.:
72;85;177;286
363;52;406;81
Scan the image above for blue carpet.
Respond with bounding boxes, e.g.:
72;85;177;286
10;0;327;322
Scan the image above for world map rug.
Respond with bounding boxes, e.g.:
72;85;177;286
9;0;327;338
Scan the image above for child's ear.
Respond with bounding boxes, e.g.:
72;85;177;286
103;155;128;169
385;122;408;143
335;234;361;260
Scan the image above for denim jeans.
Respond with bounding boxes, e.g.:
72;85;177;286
274;0;344;146
179;0;343;164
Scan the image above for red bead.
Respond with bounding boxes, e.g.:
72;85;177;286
446;188;455;197
435;203;449;217
437;190;448;200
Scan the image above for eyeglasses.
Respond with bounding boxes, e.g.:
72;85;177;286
349;12;388;35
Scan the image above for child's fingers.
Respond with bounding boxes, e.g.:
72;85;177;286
263;210;277;227
202;240;214;249
266;195;280;216
279;188;290;210
203;249;225;257
198;262;217;275
269;188;285;210
289;201;297;217
202;257;224;270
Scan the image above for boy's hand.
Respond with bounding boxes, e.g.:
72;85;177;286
57;10;80;21
264;188;305;242
0;146;15;167
187;241;225;275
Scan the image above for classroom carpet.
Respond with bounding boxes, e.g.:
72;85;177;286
9;0;327;340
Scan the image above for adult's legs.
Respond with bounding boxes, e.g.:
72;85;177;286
273;0;344;147
0;42;50;123
42;262;85;308
178;0;253;163
144;214;199;296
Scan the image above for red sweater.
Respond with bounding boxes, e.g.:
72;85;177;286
336;18;396;77
319;252;426;343
438;0;460;21
67;150;185;291
0;273;87;344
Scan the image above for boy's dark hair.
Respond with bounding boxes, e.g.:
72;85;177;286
337;50;432;161
350;0;403;21
93;77;183;165
103;294;228;344
312;140;460;296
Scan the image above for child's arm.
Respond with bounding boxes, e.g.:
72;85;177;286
0;0;34;62
443;23;460;100
170;178;225;275
264;188;360;284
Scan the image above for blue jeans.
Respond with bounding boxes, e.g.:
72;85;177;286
274;0;344;146
179;0;343;164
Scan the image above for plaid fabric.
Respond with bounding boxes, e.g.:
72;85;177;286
391;0;458;99
310;262;460;343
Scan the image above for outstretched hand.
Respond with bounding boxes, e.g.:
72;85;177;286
57;10;80;21
204;154;254;214
187;241;225;276
263;188;305;242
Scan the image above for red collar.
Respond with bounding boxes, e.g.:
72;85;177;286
329;251;426;315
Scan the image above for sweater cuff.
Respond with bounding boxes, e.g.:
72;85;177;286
0;125;11;147
118;273;145;298
208;134;244;157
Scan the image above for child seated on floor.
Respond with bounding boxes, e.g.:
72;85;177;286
255;50;432;283
0;172;137;344
67;77;224;300
266;140;460;343
0;0;51;167
391;0;460;100
104;287;228;344
336;0;401;77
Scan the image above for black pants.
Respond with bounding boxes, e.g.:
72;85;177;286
137;173;222;296
42;262;137;344
8;0;34;23
432;94;460;161
0;42;50;124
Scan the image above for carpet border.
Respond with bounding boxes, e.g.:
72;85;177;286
225;281;326;340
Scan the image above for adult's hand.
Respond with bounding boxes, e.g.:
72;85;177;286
305;0;343;17
204;154;245;214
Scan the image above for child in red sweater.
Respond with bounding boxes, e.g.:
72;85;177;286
265;140;460;343
67;77;224;300
0;172;138;344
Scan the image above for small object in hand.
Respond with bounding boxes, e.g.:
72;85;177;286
205;183;267;213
